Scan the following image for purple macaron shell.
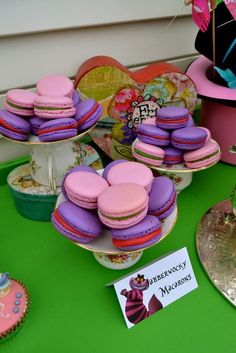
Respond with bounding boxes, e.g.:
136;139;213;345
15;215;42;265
38;118;78;142
112;215;162;251
0;126;28;141
148;176;176;219
29;116;45;135
0;109;31;132
156;106;189;130
0;109;30;140
171;127;207;150
51;201;102;244
75;99;103;131
102;160;127;180
61;165;98;198
38;129;77;142
137;124;170;146
116;235;162;251
72;90;81;106
163;146;184;165
38;117;77;130
186;115;195;127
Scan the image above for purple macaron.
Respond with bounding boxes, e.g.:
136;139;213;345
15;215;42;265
148;176;176;220
112;215;162;251
136;124;170;146
102;159;127;180
61;165;99;198
156;106;190;130
186;115;195;127
51;201;102;244
163;146;184;165
38;118;77;142
72;90;81;106
29;116;45;135
171;127;208;151
0;109;31;141
75;99;103;131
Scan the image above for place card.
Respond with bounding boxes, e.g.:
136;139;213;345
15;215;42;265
108;247;198;328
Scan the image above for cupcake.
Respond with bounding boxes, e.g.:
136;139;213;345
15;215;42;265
0;273;30;342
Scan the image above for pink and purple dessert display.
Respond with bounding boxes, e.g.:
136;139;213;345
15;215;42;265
51;161;177;254
132;106;221;170
0;75;103;143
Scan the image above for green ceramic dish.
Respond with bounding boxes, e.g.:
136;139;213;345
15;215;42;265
7;164;60;221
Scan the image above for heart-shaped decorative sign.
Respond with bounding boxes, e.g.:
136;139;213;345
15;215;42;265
75;56;197;160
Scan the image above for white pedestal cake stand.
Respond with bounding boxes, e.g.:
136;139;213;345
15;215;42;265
150;156;221;193
55;193;178;270
2;124;97;194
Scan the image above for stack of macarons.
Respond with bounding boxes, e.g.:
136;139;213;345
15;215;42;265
51;161;177;251
132;106;221;169
0;75;102;142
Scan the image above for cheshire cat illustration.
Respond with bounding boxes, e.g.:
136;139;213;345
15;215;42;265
121;274;163;325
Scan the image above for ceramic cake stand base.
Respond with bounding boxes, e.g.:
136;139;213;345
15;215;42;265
56;193;178;270
150;157;220;193
3;125;96;194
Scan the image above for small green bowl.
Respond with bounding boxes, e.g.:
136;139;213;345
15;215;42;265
7;164;60;221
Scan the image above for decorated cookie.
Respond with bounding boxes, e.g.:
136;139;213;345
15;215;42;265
0;273;30;342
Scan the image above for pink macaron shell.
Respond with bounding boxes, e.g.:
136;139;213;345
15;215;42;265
106;161;153;192
132;139;164;166
65;191;98;209
5;89;38;116
34;96;76;119
98;183;149;229
98;205;148;229
184;139;220;168
37;75;74;97
64;172;109;209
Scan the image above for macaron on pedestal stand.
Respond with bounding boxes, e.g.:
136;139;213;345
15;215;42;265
1;119;100;221
0;74;103;221
55;193;177;270
132;117;221;193
147;155;220;193
3;126;97;195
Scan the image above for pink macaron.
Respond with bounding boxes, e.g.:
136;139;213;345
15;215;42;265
132;139;165;167
105;160;154;193
98;183;149;229
5;89;38;117
34;96;76;119
37;75;74;97
184;139;221;169
64;171;109;209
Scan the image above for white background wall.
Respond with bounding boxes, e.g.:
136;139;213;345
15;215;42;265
0;0;198;161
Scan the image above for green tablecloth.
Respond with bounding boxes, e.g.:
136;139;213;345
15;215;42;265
1;161;235;353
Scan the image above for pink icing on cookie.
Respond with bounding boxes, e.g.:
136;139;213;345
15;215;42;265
0;274;29;339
